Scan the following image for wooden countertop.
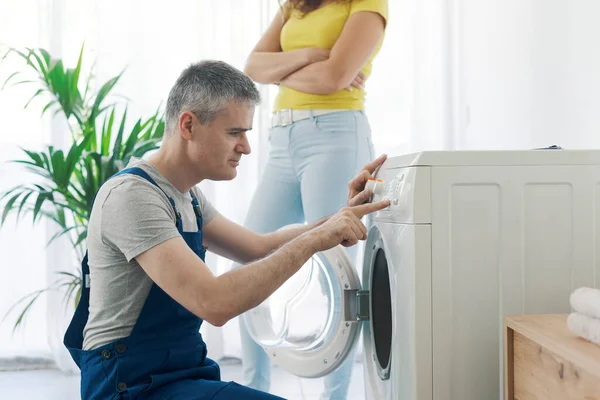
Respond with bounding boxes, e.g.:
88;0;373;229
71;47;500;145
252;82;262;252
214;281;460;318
505;314;600;378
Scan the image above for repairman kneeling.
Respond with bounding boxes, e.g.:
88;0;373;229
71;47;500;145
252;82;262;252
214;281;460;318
64;60;389;400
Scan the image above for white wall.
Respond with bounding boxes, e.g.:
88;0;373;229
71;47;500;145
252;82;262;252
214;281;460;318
454;0;600;150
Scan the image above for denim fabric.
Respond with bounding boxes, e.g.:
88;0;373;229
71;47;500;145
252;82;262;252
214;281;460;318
236;110;374;400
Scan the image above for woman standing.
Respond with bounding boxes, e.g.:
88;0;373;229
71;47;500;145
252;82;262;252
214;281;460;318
239;1;387;398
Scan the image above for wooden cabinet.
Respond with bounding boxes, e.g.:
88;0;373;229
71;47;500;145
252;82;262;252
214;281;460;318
504;314;600;399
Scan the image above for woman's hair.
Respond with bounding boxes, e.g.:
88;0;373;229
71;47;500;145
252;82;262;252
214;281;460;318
283;0;351;15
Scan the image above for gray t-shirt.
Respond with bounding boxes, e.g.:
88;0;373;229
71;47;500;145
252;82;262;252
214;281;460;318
82;158;217;350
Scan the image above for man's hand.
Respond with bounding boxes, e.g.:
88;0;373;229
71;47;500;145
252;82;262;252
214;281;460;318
309;200;390;252
347;154;387;207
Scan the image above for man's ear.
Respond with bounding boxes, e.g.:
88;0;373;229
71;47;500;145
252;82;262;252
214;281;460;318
179;111;195;140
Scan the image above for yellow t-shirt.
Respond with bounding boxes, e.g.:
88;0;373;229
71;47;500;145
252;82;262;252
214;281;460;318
274;0;388;111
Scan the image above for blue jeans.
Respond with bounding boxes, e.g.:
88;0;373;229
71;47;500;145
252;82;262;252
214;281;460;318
236;110;374;400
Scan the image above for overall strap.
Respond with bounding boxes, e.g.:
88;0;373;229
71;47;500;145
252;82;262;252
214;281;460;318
116;167;183;231
188;189;203;230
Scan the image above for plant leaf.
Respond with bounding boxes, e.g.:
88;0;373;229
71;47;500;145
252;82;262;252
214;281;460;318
50;149;66;188
1;289;50;333
71;45;84;106
15;191;33;221
21;148;44;167
100;107;116;156
40;100;58;117
46;225;81;247
88;74;122;125
64;133;90;183
0;185;27;202
1;71;21;90
111;108;127;162
28;48;49;77
56;271;80;280
1;192;21;225
32;192;47;224
39;149;52;174
123;119;142;156
74;285;82;307
74;228;87;247
24;88;45;109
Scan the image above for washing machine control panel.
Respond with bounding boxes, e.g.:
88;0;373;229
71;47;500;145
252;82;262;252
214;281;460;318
368;171;407;208
369;165;430;223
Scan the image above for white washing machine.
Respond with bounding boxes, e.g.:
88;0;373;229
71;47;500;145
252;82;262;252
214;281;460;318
243;149;600;400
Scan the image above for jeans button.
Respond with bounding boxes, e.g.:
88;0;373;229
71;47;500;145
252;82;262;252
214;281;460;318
117;382;127;391
101;350;111;360
116;343;127;354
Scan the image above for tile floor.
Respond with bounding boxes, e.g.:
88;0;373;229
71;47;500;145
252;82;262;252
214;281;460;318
0;360;366;400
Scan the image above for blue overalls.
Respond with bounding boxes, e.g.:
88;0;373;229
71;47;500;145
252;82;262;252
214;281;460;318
64;168;285;400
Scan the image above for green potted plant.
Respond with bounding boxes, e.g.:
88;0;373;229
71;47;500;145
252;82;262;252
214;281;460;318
0;44;164;368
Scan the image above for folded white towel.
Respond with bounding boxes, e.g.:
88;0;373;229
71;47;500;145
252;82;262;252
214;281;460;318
567;312;600;345
570;287;600;319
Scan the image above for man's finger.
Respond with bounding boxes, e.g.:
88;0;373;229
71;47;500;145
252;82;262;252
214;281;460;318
355;217;368;239
347;154;388;194
350;217;368;240
348;189;372;207
351;199;390;219
362;154;387;175
348;218;364;241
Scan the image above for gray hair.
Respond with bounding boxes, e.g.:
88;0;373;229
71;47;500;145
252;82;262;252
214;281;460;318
165;60;261;133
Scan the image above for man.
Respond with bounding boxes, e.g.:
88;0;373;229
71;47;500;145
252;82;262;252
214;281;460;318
64;60;389;399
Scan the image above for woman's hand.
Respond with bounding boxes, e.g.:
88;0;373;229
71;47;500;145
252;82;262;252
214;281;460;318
346;71;366;91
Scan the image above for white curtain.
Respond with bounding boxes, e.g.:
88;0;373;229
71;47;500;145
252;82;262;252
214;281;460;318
0;0;282;366
2;0;600;371
0;0;54;362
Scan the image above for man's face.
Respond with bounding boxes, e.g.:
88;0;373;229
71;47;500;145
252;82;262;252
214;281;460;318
186;101;254;181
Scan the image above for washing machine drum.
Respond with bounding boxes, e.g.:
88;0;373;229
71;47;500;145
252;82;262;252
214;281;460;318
242;229;363;378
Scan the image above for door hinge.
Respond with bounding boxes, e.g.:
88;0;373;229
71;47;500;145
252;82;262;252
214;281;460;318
344;289;370;321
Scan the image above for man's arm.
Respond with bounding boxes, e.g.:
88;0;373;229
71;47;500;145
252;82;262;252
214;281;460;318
202;213;328;264
203;154;388;263
136;232;315;327
136;201;388;327
259;216;328;252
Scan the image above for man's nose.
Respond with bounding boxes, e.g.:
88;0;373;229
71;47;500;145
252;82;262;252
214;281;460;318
237;133;251;155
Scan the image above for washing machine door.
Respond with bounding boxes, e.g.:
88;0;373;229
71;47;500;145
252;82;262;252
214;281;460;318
241;238;363;378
